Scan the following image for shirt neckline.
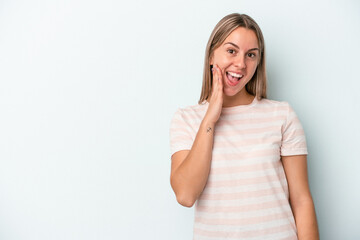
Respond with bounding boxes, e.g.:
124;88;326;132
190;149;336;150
203;96;258;113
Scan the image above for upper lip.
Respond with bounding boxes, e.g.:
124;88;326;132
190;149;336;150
226;71;244;76
226;71;244;75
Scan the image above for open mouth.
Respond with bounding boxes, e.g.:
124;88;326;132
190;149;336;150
226;71;243;86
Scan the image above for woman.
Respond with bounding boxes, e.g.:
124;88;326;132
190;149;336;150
169;13;319;239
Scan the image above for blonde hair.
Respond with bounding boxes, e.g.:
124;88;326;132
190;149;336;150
198;13;267;104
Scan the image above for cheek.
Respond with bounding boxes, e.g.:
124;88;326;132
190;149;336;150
213;53;230;67
248;62;258;75
252;65;258;75
219;61;233;74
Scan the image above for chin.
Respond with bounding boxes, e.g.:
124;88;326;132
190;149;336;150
224;87;244;97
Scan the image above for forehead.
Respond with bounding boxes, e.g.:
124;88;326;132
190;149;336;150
223;27;259;48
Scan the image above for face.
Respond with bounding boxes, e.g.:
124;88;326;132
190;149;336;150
210;27;260;98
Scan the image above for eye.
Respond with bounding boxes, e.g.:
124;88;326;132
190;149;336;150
227;49;236;55
247;52;256;58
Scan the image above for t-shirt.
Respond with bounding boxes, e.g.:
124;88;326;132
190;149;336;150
169;97;308;240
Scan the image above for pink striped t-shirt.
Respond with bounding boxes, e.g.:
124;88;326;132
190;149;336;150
169;97;308;240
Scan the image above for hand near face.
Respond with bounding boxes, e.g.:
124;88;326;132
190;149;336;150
204;64;224;125
209;27;259;99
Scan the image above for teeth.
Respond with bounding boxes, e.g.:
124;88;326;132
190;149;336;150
228;72;243;78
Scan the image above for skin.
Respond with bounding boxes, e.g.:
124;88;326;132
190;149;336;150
170;26;319;239
282;155;319;239
209;27;260;109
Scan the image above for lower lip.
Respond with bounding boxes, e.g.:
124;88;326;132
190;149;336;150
226;73;241;87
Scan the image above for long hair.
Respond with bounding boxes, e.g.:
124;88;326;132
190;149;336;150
199;13;267;104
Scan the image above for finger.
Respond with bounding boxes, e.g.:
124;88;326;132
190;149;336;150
212;66;218;93
214;65;223;91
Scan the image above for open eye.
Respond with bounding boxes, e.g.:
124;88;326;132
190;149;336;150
227;49;236;55
247;52;256;58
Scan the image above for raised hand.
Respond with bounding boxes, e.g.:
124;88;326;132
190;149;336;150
204;64;224;125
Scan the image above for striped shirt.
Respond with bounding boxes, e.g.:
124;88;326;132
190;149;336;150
169;97;308;240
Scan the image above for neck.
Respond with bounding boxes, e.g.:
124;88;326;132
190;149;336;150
222;90;255;107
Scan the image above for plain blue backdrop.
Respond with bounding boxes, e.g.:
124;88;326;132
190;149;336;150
0;0;359;239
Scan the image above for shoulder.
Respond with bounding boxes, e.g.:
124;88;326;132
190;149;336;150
258;98;289;107
171;102;208;126
174;101;208;118
257;98;291;113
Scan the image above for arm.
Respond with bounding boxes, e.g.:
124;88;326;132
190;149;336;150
170;119;215;208
281;155;319;240
170;65;224;208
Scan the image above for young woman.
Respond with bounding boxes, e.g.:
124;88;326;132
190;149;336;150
169;13;319;239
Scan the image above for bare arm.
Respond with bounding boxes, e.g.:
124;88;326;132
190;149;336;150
170;65;224;208
170;119;215;207
281;155;319;240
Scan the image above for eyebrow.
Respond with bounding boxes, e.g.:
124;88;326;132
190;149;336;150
224;42;260;52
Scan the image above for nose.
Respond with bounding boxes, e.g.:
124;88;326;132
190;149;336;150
234;55;246;69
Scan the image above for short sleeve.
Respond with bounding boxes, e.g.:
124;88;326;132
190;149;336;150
280;103;308;156
169;108;193;157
